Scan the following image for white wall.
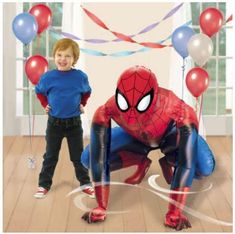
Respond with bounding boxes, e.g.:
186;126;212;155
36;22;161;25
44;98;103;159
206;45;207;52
81;3;174;122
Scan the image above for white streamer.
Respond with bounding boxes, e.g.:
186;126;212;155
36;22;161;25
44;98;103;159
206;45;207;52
67;182;131;214
66;178;232;226
148;174;213;194
144;185;232;227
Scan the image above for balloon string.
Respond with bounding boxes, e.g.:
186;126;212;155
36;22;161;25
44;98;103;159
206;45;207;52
181;58;185;100
32;93;36;141
24;46;34;162
195;97;198;113
36;36;41;54
198;94;203;127
27;79;33;158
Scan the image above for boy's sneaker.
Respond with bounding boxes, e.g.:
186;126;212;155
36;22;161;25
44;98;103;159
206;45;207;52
34;187;48;199
82;186;95;199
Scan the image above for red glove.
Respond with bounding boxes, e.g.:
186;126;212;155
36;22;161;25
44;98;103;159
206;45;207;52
165;187;192;230
82;185;109;223
82;206;106;223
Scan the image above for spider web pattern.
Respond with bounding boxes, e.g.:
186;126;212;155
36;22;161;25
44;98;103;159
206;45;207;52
136;91;171;144
118;67;154;107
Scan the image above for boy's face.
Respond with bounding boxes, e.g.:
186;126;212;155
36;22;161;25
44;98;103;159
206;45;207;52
54;47;75;71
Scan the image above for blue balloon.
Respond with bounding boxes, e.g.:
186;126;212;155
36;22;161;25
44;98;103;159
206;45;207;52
172;26;195;59
12;13;38;45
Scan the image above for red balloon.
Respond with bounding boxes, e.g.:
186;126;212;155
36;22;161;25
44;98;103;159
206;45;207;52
199;7;223;37
29;4;52;35
25;55;48;85
186;67;209;97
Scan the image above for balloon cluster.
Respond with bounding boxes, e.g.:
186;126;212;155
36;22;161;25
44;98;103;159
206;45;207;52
12;4;52;85
172;7;223;98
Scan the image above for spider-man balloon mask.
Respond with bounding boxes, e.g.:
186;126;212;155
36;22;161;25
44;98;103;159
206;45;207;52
115;66;159;125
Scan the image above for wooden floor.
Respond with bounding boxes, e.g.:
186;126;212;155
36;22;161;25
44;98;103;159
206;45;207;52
3;136;233;232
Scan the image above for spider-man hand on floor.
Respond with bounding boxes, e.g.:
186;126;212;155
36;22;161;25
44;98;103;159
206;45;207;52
81;66;215;230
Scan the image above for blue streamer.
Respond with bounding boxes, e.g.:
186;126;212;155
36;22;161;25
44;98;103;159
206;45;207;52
49;20;192;58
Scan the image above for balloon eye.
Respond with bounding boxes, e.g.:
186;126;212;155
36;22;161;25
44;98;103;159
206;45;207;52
136;90;153;112
116;91;129;112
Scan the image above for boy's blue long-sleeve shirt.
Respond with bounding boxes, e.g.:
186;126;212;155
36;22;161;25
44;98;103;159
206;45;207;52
35;69;92;118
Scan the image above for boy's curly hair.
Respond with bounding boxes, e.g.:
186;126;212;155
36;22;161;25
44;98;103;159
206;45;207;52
52;38;80;66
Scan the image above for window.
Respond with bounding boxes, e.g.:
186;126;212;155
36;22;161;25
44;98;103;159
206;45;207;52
16;2;62;117
190;2;233;116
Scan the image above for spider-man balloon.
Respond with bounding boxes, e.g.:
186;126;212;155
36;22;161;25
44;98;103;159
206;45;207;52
81;66;215;230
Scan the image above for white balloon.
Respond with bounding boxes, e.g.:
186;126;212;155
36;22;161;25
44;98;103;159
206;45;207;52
187;33;213;66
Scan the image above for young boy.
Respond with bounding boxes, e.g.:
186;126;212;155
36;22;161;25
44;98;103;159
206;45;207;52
34;38;94;199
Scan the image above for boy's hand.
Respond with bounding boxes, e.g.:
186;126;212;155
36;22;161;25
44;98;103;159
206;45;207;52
80;104;85;114
45;104;51;114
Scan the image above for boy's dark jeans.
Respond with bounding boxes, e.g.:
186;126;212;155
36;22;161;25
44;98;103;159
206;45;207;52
39;115;91;190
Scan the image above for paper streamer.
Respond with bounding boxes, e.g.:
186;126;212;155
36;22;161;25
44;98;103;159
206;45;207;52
80;3;183;44
81;5;172;49
49;5;232;57
50;21;193;57
51;3;183;45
